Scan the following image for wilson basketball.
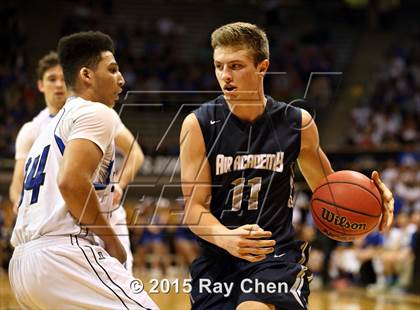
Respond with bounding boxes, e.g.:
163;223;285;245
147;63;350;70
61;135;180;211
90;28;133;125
310;170;382;242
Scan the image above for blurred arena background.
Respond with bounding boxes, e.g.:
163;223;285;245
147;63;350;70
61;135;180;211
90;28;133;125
0;0;419;309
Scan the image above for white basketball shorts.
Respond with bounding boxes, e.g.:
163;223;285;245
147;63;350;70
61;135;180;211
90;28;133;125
9;236;158;310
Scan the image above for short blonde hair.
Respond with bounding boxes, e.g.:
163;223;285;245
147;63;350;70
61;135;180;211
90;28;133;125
211;22;269;65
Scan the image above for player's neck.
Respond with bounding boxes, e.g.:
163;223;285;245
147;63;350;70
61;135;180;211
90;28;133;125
68;89;104;106
46;104;61;116
225;96;267;122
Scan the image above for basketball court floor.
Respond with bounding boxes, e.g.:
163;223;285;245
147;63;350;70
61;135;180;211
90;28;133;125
1;271;419;309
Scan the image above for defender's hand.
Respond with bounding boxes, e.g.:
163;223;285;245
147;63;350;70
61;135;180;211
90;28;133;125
220;224;275;262
371;171;394;232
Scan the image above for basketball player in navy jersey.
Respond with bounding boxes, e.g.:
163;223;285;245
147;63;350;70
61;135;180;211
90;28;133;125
180;22;394;310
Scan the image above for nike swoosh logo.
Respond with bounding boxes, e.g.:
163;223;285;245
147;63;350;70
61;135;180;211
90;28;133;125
274;253;285;258
210;120;221;125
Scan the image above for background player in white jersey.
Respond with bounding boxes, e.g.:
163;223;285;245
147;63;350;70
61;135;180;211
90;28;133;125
9;51;67;210
8;31;157;309
109;115;144;275
9;51;144;275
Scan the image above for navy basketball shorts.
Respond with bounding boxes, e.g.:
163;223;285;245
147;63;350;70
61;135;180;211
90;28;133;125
190;241;312;310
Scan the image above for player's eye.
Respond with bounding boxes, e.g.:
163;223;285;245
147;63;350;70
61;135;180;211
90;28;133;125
231;64;243;70
109;66;119;73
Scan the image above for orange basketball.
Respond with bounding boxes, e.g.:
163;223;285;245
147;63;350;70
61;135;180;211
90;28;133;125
310;170;382;242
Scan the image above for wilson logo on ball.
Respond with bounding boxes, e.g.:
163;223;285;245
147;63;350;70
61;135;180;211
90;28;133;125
321;208;367;231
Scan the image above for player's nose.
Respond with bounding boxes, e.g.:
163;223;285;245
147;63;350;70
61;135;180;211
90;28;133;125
221;67;233;82
117;73;125;88
56;78;65;88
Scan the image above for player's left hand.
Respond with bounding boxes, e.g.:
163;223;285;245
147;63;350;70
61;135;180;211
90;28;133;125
104;235;127;265
112;184;124;206
371;171;394;232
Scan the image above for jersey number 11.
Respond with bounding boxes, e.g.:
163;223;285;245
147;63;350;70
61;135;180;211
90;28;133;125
231;177;262;211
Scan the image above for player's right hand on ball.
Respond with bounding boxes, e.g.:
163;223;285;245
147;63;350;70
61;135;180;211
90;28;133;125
222;224;275;262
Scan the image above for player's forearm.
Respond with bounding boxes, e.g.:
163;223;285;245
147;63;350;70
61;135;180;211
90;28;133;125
118;143;143;189
59;177;118;241
298;148;334;192
185;201;230;248
9;161;25;205
9;182;20;206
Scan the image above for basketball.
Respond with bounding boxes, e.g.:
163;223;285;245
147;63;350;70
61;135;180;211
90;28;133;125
310;170;382;242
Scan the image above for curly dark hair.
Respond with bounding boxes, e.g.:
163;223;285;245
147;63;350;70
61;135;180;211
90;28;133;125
57;31;114;87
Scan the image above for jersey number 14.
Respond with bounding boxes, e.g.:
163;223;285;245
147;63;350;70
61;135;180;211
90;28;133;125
19;145;50;206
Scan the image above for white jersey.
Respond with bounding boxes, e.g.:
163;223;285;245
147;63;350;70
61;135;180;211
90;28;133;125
11;97;120;247
15;108;53;160
16;107;125;161
9;99;157;309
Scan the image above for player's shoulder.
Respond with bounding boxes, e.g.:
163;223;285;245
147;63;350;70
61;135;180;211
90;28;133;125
61;98;118;149
109;107;121;119
300;108;313;124
66;97;115;119
72;97;111;112
192;95;225;126
182;112;200;133
15;120;36;148
182;100;214;139
193;95;223;115
62;97;119;138
267;96;295;112
109;107;123;124
31;107;51;124
15;119;37;159
109;107;125;134
266;96;302;121
18;120;35;135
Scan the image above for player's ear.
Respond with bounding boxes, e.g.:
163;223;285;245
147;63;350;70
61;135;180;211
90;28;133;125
80;67;92;84
257;59;269;76
37;79;44;93
257;59;270;77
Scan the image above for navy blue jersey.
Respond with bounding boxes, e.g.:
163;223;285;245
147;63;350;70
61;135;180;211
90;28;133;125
193;95;302;256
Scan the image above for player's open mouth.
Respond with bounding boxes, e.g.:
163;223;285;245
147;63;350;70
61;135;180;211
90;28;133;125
224;85;237;93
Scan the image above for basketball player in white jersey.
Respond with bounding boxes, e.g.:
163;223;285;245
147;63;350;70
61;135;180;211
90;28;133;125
9;51;66;209
9;51;143;275
9;31;157;309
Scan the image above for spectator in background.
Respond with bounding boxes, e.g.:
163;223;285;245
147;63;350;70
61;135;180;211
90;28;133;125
133;197;172;278
355;231;385;287
379;211;417;291
172;198;199;274
348;39;420;149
